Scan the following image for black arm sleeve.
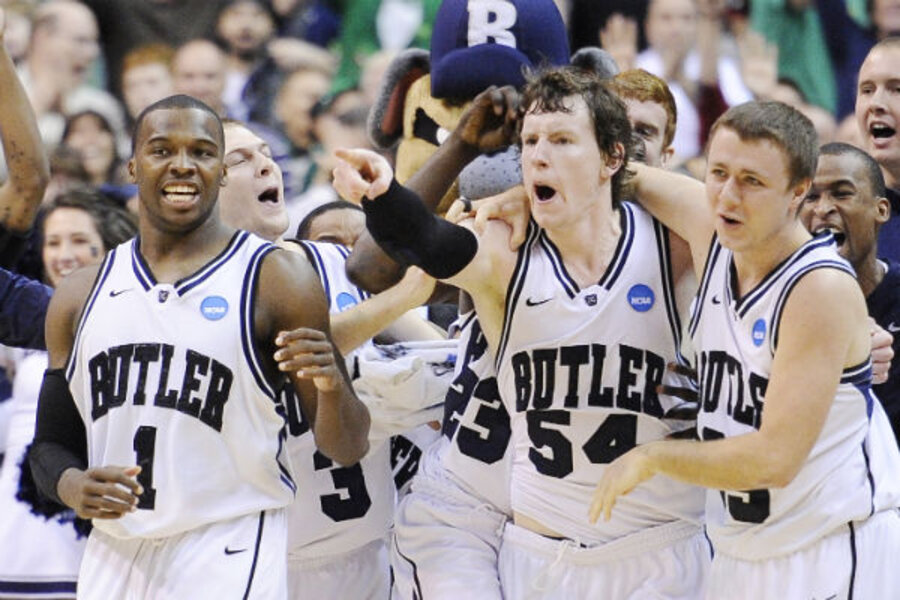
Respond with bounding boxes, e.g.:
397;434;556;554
30;368;87;505
362;179;478;279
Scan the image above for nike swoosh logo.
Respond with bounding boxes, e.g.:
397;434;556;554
888;322;900;333
525;297;552;307
224;547;247;555
711;295;721;305
109;289;132;297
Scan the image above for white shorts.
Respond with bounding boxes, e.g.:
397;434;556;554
705;509;900;599
499;520;710;600
391;460;508;600
77;509;286;600
287;537;389;600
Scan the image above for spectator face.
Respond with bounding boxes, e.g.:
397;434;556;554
304;207;365;246
521;96;620;232
313;91;372;174
645;0;696;58
129;107;225;234
799;153;889;268
219;123;288;241
33;2;100;88
873;0;900;36
64;112;117;185
623;98;672;168
217;1;275;56
42;206;104;287
705;127;806;254
276;70;331;150
123;63;175;120
855;44;900;182
172;41;227;114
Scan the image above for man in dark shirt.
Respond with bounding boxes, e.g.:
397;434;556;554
800;142;900;445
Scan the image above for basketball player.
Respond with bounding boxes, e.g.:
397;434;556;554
218;118;444;600
591;101;900;598
28;95;370;599
799;142;900;443
334;66;709;598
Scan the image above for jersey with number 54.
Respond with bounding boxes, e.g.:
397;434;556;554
67;233;296;539
496;203;704;544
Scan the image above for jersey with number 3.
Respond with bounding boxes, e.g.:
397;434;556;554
691;233;900;560
67;232;295;539
496;202;704;544
283;241;394;559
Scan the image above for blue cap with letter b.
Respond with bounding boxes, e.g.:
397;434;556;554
430;0;570;99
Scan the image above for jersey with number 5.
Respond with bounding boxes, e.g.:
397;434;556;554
496;203;704;544
67;232;295;539
691;234;900;560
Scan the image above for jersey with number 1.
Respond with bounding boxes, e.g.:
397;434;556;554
67;232;295;539
692;233;900;560
283;241;394;559
496;202;704;544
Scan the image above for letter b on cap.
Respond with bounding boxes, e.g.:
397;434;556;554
467;0;518;48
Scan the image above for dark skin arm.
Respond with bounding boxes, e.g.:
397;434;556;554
345;86;521;293
0;8;50;233
258;249;370;465
44;265;143;520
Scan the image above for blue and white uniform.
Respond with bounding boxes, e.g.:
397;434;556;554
495;203;708;599
68;231;292;599
692;233;900;599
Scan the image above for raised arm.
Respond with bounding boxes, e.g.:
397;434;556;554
630;162;715;277
262;249;370;465
0;8;50;234
344;85;520;292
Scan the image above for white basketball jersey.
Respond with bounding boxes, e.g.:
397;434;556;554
67;232;295;539
496;202;704;544
440;310;512;514
285;241;394;559
691;233;900;560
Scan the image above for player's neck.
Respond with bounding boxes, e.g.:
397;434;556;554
731;222;811;297
138;217;236;284
548;202;621;288
856;252;884;298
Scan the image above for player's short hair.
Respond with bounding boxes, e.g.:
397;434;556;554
295;200;363;241
819;142;887;198
41;188;138;251
131;94;224;155
608;69;677;148
520;65;633;206
709;101;818;188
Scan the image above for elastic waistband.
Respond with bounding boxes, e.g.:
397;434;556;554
288;537;386;567
503;519;702;564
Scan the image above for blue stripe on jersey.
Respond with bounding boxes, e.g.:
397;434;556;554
130;239;154;291
653;217;687;366
177;231;249;296
770;260;856;352
66;250;117;381
239;243;279;400
735;233;847;319
242;512;266;600
688;235;722;339
848;521;858;599
598;202;635;290
333;243;371;301
496;221;541;369
0;580;77;594
861;440;876;517
302;242;332;310
538;232;578;298
276;427;297;493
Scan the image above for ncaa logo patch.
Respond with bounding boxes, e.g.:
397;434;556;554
336;292;358;312
200;296;228;321
752;318;766;347
627;284;654;312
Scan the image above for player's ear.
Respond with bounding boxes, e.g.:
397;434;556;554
660;146;674;169
875;196;890;225
127;158;136;183
789;179;812;211
220;164;228;187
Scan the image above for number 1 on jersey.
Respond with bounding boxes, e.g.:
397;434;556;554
133;425;158;510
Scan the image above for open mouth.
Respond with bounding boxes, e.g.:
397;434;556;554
816;226;846;246
258;187;279;203
871;123;896;139
162;183;199;204
534;184;556;202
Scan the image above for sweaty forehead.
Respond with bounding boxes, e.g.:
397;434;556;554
135;107;223;150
